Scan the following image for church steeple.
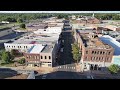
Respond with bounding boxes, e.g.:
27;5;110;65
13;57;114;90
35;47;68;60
92;11;95;18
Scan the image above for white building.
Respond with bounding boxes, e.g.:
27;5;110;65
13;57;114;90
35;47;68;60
1;21;9;24
33;26;62;34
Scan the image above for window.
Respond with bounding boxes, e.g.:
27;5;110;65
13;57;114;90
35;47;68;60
24;46;25;48
95;51;96;54
18;46;19;48
49;56;51;59
45;56;47;59
97;51;99;54
41;56;43;59
86;51;88;54
100;51;102;54
14;46;15;48
12;46;13;48
20;46;21;48
9;46;10;47
34;56;36;59
108;52;111;55
96;57;98;60
48;64;51;66
44;29;46;31
91;57;92;60
103;57;105;60
99;57;101;60
26;46;27;48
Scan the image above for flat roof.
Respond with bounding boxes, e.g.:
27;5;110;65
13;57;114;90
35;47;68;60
77;29;96;34
27;44;53;54
8;33;59;44
41;44;53;53
29;44;45;54
99;35;120;55
78;33;112;49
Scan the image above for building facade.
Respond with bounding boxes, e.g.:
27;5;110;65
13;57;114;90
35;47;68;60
74;29;114;70
23;43;58;67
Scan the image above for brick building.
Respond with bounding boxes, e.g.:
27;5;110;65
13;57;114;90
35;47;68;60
23;43;58;67
74;29;114;70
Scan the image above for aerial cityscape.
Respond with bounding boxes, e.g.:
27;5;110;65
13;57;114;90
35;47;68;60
0;11;120;79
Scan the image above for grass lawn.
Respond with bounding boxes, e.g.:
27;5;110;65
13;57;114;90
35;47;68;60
19;28;27;30
0;61;15;67
0;23;20;29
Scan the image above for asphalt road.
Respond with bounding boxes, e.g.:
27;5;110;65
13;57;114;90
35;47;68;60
35;71;87;79
0;32;25;40
57;28;74;65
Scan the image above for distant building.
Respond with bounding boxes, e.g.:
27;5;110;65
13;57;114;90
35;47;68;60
1;21;9;24
104;25;120;31
26;23;48;31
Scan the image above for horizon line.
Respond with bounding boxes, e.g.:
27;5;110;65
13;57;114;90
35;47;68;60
0;11;120;13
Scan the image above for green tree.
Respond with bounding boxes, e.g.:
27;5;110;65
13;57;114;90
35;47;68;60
17;18;23;23
72;43;81;63
1;51;11;63
18;58;25;64
20;23;26;29
108;64;120;74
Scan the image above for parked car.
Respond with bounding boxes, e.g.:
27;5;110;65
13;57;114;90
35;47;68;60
60;48;63;52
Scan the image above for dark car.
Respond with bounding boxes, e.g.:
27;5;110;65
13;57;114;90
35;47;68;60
34;71;38;74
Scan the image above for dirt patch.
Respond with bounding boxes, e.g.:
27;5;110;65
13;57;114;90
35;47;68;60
5;74;28;79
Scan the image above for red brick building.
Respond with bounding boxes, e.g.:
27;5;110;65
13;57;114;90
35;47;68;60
74;29;114;70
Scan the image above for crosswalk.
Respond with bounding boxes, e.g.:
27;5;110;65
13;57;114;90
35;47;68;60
58;65;76;69
56;64;76;72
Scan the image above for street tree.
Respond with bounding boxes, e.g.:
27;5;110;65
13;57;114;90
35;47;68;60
1;51;11;63
72;43;81;63
108;64;120;74
18;58;25;64
20;23;26;29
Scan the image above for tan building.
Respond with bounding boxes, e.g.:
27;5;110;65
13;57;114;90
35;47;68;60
105;25;120;31
24;43;58;67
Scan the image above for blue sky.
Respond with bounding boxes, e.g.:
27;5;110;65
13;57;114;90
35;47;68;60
0;11;120;13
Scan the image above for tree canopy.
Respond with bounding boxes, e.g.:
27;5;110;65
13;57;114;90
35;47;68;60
1;51;11;63
18;58;25;64
20;23;26;29
17;18;23;23
108;64;120;74
0;13;119;23
72;43;81;63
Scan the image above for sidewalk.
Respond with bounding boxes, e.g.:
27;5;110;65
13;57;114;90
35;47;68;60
0;66;54;74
